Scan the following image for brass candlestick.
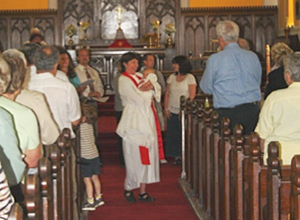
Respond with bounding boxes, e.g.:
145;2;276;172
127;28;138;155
284;25;292;45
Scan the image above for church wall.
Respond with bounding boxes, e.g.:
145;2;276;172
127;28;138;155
189;0;263;7
0;0;48;10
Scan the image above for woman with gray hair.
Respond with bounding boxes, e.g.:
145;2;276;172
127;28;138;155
264;42;293;99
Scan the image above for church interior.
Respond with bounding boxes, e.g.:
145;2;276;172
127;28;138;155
1;0;300;219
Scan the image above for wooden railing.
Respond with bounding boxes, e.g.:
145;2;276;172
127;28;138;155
180;95;300;220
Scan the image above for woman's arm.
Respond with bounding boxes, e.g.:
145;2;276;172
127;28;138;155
189;84;196;100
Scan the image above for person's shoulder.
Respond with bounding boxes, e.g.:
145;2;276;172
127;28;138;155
269;66;284;77
0;107;11;122
56;70;69;82
74;64;83;72
168;73;176;79
267;86;289;101
18;89;44;100
88;65;100;73
7;98;35;116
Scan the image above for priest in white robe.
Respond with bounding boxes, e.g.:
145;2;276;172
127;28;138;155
116;52;161;203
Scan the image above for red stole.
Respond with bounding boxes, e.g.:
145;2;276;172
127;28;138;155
121;72;165;163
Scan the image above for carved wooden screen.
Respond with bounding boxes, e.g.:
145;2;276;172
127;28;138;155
180;6;278;61
0;9;60;51
62;0;178;46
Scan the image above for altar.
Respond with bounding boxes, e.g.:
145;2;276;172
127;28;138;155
68;46;166;94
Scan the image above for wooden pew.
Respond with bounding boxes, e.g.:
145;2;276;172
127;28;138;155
230;125;245;220
180;96;300;220
210;111;220;220
57;129;74;220
218;117;231;220
8;203;23;220
202;105;213;218
45;143;62;220
38;157;53;220
185;98;193;188
24;173;41;220
22;128;78;220
290;155;300;220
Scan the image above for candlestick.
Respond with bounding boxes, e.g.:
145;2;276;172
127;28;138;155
287;0;295;28
265;44;271;79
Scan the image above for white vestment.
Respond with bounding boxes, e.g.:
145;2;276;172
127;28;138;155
116;72;161;190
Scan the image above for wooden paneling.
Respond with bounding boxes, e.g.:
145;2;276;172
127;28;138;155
0;9;61;50
0;3;278;74
179;6;278;61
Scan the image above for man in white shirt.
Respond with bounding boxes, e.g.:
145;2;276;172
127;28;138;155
28;46;81;220
74;48;104;99
255;53;300;164
28;46;81;138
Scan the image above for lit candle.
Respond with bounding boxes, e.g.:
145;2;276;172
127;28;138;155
287;0;295;28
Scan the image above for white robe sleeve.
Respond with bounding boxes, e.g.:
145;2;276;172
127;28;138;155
116;75;155;147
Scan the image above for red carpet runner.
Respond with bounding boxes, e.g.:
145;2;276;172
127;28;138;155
88;116;199;220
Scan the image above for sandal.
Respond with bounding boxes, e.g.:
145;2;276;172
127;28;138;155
124;190;136;203
138;193;156;202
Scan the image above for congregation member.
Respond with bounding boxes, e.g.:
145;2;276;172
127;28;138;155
0;54;42;203
200;20;262;135
238;38;250;50
23;27;47;46
3;49;60;146
19;43;41;88
74;48;104;99
142;54;166;137
28;45;81;138
28;45;81;220
0;54;42;169
0;106;25;187
74;48;104;152
0;161;14;219
0;56;26;198
57;48;82;89
164;55;196;165
264;42;293;99
116;52;160;203
142;54;167;163
255;52;300;164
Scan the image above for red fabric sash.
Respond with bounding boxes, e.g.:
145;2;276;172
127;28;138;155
122;72;165;161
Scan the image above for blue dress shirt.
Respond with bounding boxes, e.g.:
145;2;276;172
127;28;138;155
200;43;262;108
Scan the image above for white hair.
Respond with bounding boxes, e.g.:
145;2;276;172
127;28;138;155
216;20;239;43
2;49;27;66
284;52;300;82
0;55;11;95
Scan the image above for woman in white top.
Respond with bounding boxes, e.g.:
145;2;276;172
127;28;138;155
164;55;196;165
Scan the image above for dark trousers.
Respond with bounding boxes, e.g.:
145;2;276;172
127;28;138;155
165;113;181;157
115;111;125;166
215;102;260;135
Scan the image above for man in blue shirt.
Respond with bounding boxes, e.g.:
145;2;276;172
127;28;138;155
200;20;261;134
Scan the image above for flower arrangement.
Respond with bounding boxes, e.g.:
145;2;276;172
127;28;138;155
65;24;77;37
82;21;90;32
164;23;176;35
